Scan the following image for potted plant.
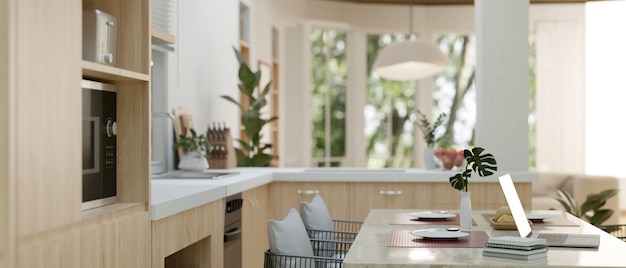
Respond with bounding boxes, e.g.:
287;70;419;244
555;188;617;226
222;47;278;167
449;147;498;229
411;109;446;169
413;109;446;148
173;128;210;171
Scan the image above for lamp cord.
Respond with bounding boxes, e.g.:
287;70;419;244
409;1;415;40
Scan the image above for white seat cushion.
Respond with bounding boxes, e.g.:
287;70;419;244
268;208;314;258
301;194;336;257
300;194;334;231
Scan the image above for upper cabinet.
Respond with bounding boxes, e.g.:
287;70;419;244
81;0;151;208
82;0;150;81
152;0;176;45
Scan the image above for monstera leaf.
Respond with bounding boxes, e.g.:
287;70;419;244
464;147;498;177
449;169;472;191
449;147;497;192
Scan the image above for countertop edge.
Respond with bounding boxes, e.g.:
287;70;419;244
150;169;538;220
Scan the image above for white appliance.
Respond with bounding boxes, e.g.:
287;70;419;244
83;9;117;65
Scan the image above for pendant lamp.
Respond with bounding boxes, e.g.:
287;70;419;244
373;5;450;81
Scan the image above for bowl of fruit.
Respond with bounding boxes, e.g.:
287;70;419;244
434;148;465;170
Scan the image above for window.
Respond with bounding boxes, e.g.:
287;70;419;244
432;34;477;149
310;29;347;167
365;33;478;168
366;34;416;168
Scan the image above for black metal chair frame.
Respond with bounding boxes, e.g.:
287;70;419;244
264;239;351;268
599;224;626;242
306;219;362;243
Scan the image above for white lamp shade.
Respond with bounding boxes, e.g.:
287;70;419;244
373;40;450;81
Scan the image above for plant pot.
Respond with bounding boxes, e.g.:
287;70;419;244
423;147;436;170
459;191;472;229
178;151;209;171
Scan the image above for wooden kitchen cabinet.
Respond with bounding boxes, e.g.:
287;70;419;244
2;0;152;266
152;199;224;268
350;182;533;220
242;185;269;268
268;182;351;220
349;182;427;220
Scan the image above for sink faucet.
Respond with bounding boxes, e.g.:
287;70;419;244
152;112;181;177
152;112;181;138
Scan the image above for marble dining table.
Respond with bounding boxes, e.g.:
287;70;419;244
343;209;626;268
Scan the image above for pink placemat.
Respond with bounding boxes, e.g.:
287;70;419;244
391;213;477;226
481;213;579;227
388;230;489;248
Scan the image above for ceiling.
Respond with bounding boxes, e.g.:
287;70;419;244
317;0;603;5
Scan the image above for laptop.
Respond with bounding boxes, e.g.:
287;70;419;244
497;174;600;248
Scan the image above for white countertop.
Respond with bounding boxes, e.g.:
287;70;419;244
344;209;626;268
150;168;538;220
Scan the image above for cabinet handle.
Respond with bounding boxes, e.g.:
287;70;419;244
225;228;242;236
379;190;402;195
297;190;320;195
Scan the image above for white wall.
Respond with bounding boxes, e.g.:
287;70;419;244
176;0;239;137
585;1;626;210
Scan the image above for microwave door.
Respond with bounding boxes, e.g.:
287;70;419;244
83;115;105;205
83;116;100;175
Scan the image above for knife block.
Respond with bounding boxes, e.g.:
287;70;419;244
206;124;237;169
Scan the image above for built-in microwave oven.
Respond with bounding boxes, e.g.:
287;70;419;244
82;79;117;210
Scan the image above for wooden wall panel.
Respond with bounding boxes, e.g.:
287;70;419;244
18;225;81;268
17;206;148;268
0;0;13;266
242;185;269;268
117;81;150;204
15;0;82;236
152;199;224;268
116;210;151;268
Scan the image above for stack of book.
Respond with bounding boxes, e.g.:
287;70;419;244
483;236;549;261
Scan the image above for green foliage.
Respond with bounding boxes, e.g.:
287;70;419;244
412;109;446;148
555;188;617;226
311;29;347;165
449;147;497;192
221;47;277;167
173;128;209;154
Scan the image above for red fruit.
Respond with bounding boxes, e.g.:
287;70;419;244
453;154;464;166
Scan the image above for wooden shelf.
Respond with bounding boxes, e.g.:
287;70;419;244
151;27;176;45
81;202;145;220
82;60;150;82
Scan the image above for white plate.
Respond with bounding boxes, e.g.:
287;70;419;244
409;212;456;220
525;213;554;221
410;230;469;239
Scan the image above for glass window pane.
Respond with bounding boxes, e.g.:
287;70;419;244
311;29;347;166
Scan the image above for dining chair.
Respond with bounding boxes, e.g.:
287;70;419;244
300;194;362;243
265;208;349;268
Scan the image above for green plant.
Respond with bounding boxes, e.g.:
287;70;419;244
555;188;617;226
221;47;278;167
173;128;210;154
411;109;446;148
449;147;498;192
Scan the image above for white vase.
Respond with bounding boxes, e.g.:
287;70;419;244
459;191;472;229
423;147;436;170
178;151;209;171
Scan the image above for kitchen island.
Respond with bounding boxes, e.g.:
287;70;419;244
344;209;626;268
